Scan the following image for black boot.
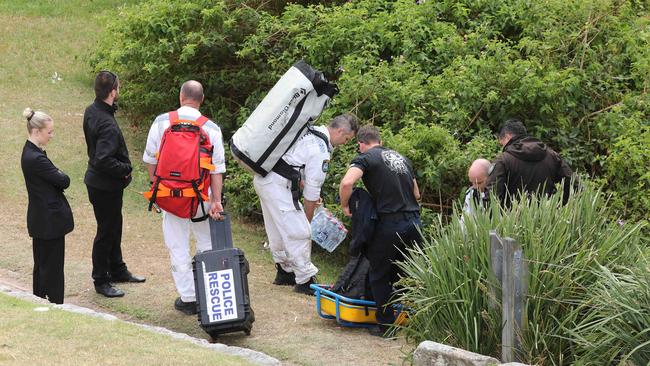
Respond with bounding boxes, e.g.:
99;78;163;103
293;277;317;295
174;297;197;315
273;264;296;286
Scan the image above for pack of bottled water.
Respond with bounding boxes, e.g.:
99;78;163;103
311;207;348;252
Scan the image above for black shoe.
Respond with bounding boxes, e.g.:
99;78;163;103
174;297;197;315
368;324;390;338
293;277;317;295
95;283;125;298
110;270;146;283
273;264;296;286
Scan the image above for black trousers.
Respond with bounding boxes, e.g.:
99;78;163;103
87;186;128;286
367;215;422;324
33;237;65;304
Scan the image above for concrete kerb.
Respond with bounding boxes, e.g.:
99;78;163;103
0;284;280;366
413;341;531;366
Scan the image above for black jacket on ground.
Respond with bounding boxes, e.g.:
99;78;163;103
488;135;573;206
83;99;132;191
21;140;74;240
348;187;378;257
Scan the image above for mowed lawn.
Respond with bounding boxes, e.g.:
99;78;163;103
0;293;255;365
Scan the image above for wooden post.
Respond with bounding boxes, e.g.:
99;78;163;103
489;231;503;310
501;237;516;363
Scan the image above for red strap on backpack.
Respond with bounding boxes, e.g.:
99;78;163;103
169;110;209;127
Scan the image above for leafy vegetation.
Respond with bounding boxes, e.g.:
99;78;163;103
94;0;650;224
64;0;650;362
396;183;648;364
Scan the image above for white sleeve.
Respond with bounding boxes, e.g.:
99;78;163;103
208;124;227;174
302;149;329;201
463;190;474;214
142;118;162;165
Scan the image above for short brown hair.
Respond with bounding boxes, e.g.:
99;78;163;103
356;125;381;144
94;71;119;100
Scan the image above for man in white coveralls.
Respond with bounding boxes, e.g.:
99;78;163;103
143;80;226;315
255;114;357;295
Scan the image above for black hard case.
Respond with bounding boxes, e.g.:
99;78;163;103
193;214;254;338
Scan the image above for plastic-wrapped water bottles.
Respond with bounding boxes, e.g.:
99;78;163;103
311;206;348;252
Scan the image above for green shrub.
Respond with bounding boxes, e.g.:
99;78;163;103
396;182;648;364
598;102;650;223
96;0;650;222
92;0;262;133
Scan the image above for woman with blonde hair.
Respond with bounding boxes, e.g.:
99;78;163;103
20;108;74;304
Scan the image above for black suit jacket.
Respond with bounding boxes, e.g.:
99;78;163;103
83;99;132;191
21;140;74;240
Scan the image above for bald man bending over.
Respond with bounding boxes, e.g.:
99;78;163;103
143;80;226;315
463;158;491;215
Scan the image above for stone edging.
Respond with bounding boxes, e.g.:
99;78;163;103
413;341;530;366
0;284;280;366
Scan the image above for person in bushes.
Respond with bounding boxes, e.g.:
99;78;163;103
143;80;226;315
83;71;145;299
463;158;491;215
339;125;423;337
254;114;358;295
20;108;74;304
487;119;574;207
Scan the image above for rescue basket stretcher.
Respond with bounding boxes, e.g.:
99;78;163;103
310;284;408;328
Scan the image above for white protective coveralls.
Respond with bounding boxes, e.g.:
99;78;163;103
142;106;226;302
253;126;332;285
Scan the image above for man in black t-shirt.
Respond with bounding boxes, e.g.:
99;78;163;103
339;125;422;336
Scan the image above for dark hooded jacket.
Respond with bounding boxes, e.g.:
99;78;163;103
348;187;377;257
487;135;573;206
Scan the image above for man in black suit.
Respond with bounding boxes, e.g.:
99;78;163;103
21;108;74;304
83;71;145;298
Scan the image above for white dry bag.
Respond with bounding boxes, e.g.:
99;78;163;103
230;60;337;176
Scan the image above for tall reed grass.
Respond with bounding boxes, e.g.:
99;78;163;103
396;183;648;365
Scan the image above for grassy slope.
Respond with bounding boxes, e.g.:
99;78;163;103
0;293;253;365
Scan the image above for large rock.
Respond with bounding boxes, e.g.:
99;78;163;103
413;341;501;366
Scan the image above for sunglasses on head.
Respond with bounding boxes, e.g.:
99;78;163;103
100;70;118;90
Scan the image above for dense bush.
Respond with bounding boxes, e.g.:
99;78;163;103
92;0;262;134
396;183;649;364
95;0;650;221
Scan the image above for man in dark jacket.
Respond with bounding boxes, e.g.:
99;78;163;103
83;71;145;298
487;119;574;207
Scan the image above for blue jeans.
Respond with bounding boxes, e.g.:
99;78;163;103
366;215;422;324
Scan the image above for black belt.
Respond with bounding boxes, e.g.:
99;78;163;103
272;159;303;210
378;211;419;222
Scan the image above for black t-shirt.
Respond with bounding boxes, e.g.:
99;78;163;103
350;146;419;214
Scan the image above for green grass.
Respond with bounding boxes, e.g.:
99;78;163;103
0;0;139;17
0;293;254;365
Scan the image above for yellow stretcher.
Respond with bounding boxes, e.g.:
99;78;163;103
310;284;408;328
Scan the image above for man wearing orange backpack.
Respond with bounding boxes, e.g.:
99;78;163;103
143;80;226;315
